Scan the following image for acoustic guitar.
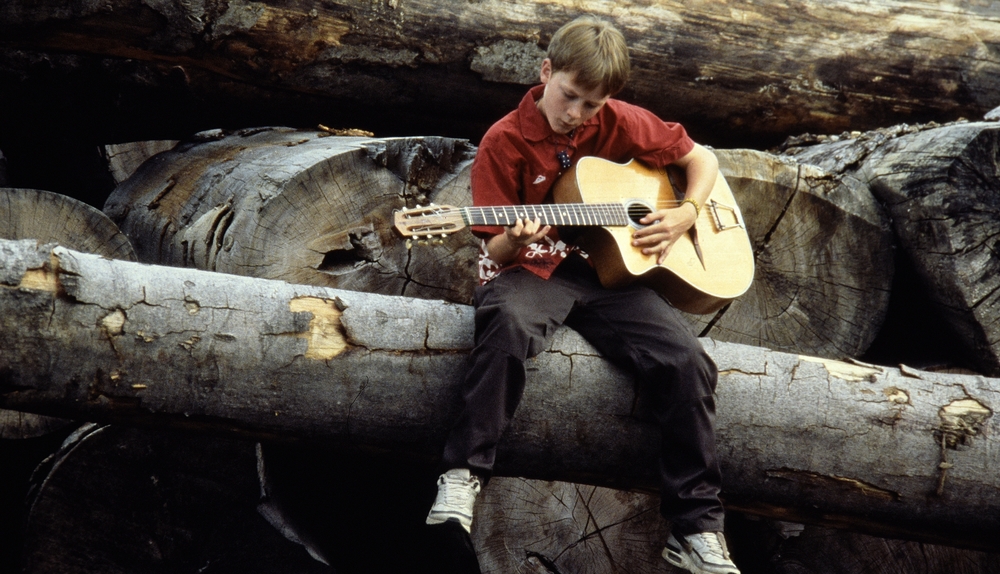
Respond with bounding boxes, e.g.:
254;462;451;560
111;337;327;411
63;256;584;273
393;156;754;314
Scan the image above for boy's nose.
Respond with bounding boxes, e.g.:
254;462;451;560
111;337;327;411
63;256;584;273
567;102;583;120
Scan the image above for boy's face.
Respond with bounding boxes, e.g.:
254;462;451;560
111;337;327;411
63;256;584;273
537;58;610;135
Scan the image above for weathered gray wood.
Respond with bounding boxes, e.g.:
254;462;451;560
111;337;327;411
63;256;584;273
1;187;136;439
1;187;135;262
104;129;479;305
782;121;1000;375
0;239;997;551
1;1;999;149
103;140;179;185
473;478;671;574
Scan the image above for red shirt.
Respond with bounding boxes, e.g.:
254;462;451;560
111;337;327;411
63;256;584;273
472;84;695;284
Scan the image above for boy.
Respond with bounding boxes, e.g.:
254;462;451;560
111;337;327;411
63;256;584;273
426;15;740;574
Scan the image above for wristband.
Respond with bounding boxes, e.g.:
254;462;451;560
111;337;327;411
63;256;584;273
681;197;701;215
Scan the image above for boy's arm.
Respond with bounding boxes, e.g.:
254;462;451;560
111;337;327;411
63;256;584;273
632;143;718;264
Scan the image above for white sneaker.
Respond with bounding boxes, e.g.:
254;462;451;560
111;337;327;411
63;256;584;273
426;468;481;533
663;531;740;574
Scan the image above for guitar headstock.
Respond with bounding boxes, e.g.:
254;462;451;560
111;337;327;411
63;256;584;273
393;204;466;241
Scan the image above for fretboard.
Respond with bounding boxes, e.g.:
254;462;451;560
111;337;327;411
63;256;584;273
462;203;630;227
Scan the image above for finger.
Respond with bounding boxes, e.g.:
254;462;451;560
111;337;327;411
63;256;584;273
657;244;672;264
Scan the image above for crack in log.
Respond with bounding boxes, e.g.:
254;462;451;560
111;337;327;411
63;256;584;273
766;468;900;501
755;166;801;257
316;226;383;276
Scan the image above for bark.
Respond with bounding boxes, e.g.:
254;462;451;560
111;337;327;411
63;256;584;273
760;523;1000;574
781;120;1000;375
1;1;999;150
1;187;136;439
0;239;997;551
106;130;893;358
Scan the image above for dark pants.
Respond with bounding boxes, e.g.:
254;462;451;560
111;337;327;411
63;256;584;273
441;254;725;535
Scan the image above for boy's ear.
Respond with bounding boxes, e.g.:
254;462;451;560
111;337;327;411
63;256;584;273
539;58;552;84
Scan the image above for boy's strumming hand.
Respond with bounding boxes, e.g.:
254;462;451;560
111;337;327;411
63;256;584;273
632;143;717;265
632;204;697;264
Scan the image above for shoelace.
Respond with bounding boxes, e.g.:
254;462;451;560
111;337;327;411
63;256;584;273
439;476;478;507
692;532;726;558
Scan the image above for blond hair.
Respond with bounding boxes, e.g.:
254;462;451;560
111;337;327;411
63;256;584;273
547;16;630;96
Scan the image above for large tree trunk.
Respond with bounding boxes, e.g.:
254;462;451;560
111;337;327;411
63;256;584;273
1;239;997;551
105;130;894;359
781;121;1000;375
1;0;998;150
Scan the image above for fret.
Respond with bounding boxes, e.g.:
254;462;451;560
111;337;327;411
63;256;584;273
464;203;630;227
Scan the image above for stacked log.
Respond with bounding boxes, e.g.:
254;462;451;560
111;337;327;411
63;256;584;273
1;239;997;555
103;129;480;304
0;187;139;572
781;121;1000;374
1;0;999;149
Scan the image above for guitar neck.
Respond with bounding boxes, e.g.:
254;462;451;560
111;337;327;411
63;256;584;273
462;203;630;227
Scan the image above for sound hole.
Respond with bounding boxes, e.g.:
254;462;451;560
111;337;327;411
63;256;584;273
626;201;653;228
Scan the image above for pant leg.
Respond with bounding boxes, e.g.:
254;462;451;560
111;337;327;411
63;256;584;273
441;267;576;480
560;262;725;534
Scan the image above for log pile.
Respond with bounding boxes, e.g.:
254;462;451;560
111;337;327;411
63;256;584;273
104;129;894;360
780;121;1000;375
2;2;1000;572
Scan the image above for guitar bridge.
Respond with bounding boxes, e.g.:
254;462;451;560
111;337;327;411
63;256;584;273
708;199;745;231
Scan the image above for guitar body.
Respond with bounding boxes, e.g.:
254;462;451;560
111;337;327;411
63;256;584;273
552;157;754;314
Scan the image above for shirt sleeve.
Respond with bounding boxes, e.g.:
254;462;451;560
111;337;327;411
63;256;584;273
602;101;696;167
469;128;522;239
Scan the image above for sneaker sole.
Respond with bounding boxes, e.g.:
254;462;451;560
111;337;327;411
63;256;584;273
426;512;472;532
662;546;739;574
